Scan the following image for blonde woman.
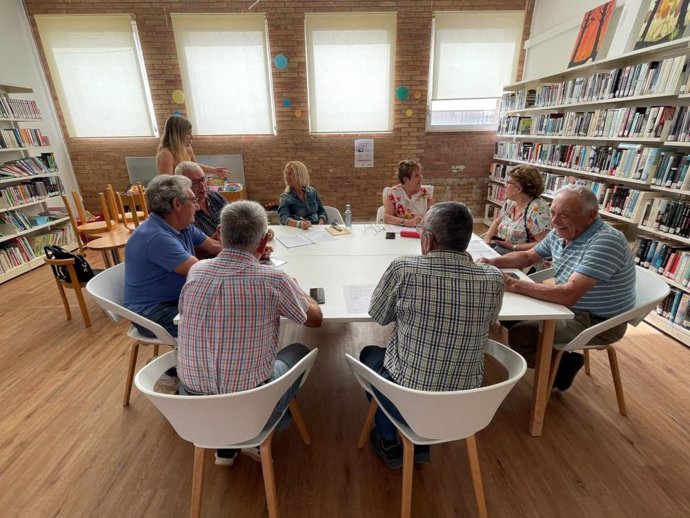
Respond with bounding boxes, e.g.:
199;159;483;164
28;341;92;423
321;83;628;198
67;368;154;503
156;115;229;178
382;159;434;227
278;161;327;229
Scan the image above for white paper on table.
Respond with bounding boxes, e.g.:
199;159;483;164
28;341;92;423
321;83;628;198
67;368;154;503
382;224;403;234
343;284;376;314
306;228;337;243
466;235;500;260
268;257;286;267
276;233;315;248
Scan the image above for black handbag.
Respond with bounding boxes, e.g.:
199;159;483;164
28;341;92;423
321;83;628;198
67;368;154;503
44;245;96;283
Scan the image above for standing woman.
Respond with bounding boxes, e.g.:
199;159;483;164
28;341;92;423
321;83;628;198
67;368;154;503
278;161;328;229
156;115;229;178
382;159;434;227
484;164;551;253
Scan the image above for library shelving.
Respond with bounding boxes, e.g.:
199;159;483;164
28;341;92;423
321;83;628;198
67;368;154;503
0;83;76;284
490;38;690;347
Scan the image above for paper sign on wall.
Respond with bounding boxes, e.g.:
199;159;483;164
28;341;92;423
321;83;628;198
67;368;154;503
354;139;374;168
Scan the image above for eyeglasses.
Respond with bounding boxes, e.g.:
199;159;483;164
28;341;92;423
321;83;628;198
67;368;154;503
184;196;200;207
415;224;432;235
191;177;209;187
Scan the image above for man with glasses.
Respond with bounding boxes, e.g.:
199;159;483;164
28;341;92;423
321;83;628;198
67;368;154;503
361;201;505;469
175;161;228;239
124;174;221;339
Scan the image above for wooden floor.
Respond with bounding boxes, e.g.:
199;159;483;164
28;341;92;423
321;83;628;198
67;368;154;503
2;252;690;518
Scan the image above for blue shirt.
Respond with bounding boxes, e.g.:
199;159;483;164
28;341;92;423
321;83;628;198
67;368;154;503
124;213;207;315
278;186;327;225
535;217;635;317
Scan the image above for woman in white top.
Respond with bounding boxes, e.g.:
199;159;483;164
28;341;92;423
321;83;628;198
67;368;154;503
484;164;551;253
382;159;434;227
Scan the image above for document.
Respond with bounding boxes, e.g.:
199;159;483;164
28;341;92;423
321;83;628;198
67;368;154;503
467;235;500;260
343;284;376;314
276;233;315;248
261;257;286;268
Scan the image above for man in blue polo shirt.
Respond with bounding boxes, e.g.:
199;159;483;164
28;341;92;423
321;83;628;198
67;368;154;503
124;174;221;337
479;184;635;390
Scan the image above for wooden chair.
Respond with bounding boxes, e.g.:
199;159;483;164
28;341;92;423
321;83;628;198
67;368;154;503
530;266;671;415
106;184;145;223
130;183;149;218
71;191;113;234
44;255;92;328
346;340;526;518
85;263;177;406
116;192;141;231
135;348;318;518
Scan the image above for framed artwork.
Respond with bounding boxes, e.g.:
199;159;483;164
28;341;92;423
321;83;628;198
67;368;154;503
634;0;690;50
568;1;617;68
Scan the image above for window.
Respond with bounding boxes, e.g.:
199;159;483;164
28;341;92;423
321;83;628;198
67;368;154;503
306;13;396;133
428;11;524;131
35;15;156;138
171;13;275;135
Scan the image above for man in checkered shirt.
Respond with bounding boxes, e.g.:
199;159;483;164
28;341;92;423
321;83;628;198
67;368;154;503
177;200;322;466
362;201;505;469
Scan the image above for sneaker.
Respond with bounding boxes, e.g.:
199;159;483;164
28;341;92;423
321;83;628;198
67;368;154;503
240;447;262;462
554;352;585;391
414;445;430;464
154;373;179;394
215;449;239;466
369;429;403;469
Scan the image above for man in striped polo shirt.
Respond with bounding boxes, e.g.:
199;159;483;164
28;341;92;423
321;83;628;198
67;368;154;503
480;184;635;391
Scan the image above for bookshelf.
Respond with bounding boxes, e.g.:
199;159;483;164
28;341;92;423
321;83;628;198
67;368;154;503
490;38;690;347
0;83;76;284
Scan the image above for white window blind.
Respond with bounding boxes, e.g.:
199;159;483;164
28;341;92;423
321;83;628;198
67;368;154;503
429;11;524;130
306;13;396;133
35;15;156;138
171;13;275;135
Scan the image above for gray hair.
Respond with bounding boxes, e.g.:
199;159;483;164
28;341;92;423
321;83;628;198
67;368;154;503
220;200;268;251
174;160;203;177
555;184;599;215
423;201;473;252
146;174;192;216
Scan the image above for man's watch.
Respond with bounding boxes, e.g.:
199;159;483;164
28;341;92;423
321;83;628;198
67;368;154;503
512;243;517;251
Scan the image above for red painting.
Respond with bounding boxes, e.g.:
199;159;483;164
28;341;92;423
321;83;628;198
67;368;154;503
568;1;616;68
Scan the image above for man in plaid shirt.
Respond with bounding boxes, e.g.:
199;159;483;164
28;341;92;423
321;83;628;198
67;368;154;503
177;200;322;465
362;201;505;469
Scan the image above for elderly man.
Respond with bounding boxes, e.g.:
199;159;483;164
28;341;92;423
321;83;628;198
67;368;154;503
174;161;228;239
479;184;635;391
362;201;505;469
177;200;323;465
124;174;220;337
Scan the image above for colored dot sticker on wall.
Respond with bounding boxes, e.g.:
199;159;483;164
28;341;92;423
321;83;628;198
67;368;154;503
396;86;409;101
294;108;303;118
172;89;185;104
274;54;288;69
172;111;182;116
405;109;414;117
414;91;422;99
282;98;292;107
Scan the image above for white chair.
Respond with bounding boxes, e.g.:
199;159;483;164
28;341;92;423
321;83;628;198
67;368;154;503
86;263;177;406
530;266;670;415
376;205;385;223
324;205;344;225
346;339;526;518
135;348;318;518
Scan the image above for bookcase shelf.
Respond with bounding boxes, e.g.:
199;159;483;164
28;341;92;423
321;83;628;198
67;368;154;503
491;39;690;348
0;83;74;282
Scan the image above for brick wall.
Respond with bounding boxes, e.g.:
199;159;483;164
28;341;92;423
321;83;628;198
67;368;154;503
23;0;532;219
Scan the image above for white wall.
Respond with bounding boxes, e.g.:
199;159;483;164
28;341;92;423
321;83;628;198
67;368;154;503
0;0;78;197
524;0;646;80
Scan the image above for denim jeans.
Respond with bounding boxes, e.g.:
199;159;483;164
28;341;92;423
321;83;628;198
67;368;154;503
359;345;407;442
134;301;179;338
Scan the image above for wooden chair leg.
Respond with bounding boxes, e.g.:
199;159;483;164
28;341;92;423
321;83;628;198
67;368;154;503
606;347;627;416
54;279;71;321
466;435;488;518
123;342;140;407
400;434;415;518
190;447;206;518
584;349;591;376
547;350;565;393
288;400;311;445
73;284;92;328
152;344;160;358
260;433;279;518
358;398;378;449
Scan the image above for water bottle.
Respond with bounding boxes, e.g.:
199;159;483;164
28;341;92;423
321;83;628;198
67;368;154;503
344;204;352;229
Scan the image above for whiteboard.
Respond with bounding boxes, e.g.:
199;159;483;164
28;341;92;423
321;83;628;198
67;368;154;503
125;155;245;186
